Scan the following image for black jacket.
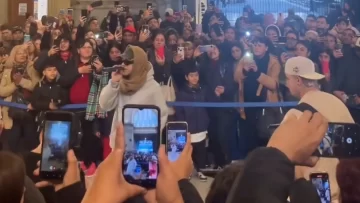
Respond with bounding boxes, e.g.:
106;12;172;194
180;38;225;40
35;52;79;89
30;79;69;111
226;147;320;203
198;54;238;102
175;85;209;134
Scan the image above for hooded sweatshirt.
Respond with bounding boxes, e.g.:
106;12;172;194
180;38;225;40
99;46;168;148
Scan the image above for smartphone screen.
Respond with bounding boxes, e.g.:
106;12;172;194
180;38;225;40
40;112;72;180
81;9;88;17
156;47;165;59
67;8;73;16
177;47;184;59
141;25;149;34
166;122;188;162
24;34;31;43
146;3;153;10
318;123;360;158
310;173;331;203
122;105;160;188
269;123;360;158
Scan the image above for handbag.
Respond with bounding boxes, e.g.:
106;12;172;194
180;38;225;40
256;84;284;140
161;77;176;115
8;89;31;121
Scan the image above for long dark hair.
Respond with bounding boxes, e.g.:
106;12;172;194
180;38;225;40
0;152;26;203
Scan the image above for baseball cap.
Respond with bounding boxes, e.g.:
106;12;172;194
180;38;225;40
12;26;23;33
165;8;174;16
123;26;136;34
285;56;325;80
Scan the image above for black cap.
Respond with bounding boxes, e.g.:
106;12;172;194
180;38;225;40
12;26;23;33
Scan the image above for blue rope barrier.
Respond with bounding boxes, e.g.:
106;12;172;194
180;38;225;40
0;99;298;110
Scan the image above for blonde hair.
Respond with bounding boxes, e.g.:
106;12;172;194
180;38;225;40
4;45;29;69
182;41;194;49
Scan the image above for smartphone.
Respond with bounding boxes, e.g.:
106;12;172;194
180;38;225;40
166;122;188;162
177;47;184;60
182;5;188;11
244;52;254;62
245;31;251;37
24;34;31;43
90;0;103;8
199;45;213;53
146;3;153;10
67;8;73;16
116;26;122;35
278;36;286;43
310;173;331;203
268;123;360;158
335;43;343;53
59;9;66;15
122;105;160;188
102;65;125;72
81;9;88;17
40;112;72;180
141;25;149;34
116;5;124;13
156;46;165;59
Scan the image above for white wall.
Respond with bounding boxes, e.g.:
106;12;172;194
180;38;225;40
37;0;48;19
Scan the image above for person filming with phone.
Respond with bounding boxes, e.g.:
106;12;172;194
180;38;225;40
99;45;168;149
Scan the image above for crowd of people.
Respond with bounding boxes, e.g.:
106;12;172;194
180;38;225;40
1;0;360;202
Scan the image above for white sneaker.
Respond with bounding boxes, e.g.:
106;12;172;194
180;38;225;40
198;172;207;182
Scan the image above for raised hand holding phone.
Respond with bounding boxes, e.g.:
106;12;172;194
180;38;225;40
111;70;122;83
48;46;59;56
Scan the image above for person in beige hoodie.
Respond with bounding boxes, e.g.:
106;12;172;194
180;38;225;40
282;56;354;203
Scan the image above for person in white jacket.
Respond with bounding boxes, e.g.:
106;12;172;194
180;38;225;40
99;45;168;149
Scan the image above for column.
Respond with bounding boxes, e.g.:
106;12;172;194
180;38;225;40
48;0;70;17
0;0;8;25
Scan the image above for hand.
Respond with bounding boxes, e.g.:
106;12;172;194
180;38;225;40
106;32;115;41
27;103;34;111
93;59;103;72
115;32;122;41
31;131;43;154
215;87;224;97
173;54;184;64
79;16;87;27
215;86;225;95
34;150;81;192
48;46;59;56
111;70;122;83
156;145;186;203
333;91;347;102
13;73;22;85
280;52;288;64
78;65;92;74
155;54;165;66
168;133;194;181
49;100;58;110
193;46;202;58
139;31;149;42
0;54;9;63
295;166;310;180
82;124;146;203
267;111;328;166
333;49;344;59
355;95;360;105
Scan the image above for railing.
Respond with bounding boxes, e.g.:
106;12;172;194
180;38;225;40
213;0;344;25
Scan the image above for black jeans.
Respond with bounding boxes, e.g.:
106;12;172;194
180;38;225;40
192;139;207;171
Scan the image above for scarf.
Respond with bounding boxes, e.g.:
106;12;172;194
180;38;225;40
60;51;71;61
119;46;151;95
85;70;109;121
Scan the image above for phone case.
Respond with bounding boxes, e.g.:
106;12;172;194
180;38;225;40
156;47;165;59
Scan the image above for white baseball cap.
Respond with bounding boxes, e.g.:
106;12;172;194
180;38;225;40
285;56;325;80
165;8;174;16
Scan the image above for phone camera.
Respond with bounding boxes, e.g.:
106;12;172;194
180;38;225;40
346;137;353;144
245;31;251;37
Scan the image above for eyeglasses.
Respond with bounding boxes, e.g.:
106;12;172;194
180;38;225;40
123;60;133;65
